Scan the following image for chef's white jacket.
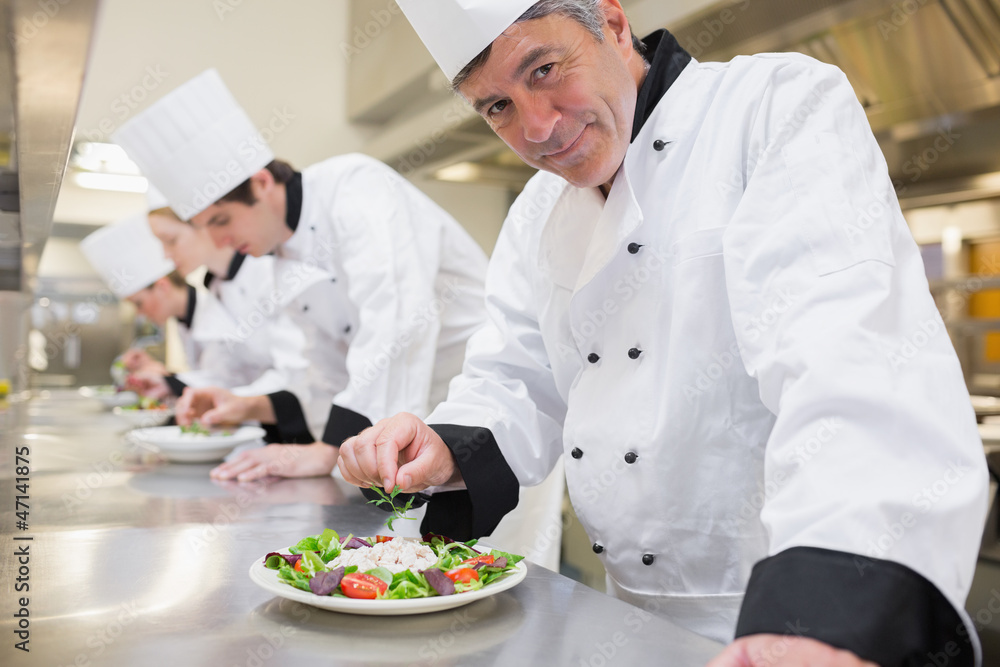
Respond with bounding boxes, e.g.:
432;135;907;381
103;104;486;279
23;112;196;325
423;31;989;663
172;256;310;413
270;154;489;445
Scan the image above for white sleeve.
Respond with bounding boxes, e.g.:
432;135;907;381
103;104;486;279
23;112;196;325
230;314;310;398
723;57;988;631
328;165;444;421
428;194;568;488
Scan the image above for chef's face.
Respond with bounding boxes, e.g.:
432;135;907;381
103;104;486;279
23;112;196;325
148;211;211;277
189;170;287;257
127;279;172;327
457;3;642;190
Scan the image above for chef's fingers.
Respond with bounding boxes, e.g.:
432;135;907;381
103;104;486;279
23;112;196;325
146;380;170;401
175;388;208;425
395;431;457;492
706;636;879;667
351;418;390;451
374;414;424;491
337;437;372;487
704;641;750;667
210;452;260;480
201;400;241;427
236;462;272;482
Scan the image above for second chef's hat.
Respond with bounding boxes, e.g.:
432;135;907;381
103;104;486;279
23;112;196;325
80;214;175;299
112;69;274;220
397;0;538;82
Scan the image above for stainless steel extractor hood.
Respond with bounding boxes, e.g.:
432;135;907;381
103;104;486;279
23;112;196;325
0;0;100;395
356;0;1000;201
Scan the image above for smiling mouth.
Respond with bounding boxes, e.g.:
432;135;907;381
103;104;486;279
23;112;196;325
545;126;587;160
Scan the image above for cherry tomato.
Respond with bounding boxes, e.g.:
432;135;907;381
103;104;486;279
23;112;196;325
445;567;480;584
341;573;389;599
462;554;495;566
375;535;394;543
293;559;305;572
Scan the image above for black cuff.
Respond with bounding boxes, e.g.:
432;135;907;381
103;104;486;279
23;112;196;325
266;391;314;444
736;546;975;667
163;374;187;397
414;424;519;541
321;403;373;446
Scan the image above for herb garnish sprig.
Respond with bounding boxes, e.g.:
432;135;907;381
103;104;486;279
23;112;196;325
367;485;417;531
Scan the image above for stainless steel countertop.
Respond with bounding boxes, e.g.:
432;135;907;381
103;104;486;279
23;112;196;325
1;390;723;666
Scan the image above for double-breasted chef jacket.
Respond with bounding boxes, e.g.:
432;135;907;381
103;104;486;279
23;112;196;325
261;154;490;447
410;30;989;663
164;253;314;442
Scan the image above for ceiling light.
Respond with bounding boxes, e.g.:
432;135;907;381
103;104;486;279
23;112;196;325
74;172;148;193
71;142;141;175
434;162;481;183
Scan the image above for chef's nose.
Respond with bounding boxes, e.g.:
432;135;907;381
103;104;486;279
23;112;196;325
209;227;230;249
520;96;560;145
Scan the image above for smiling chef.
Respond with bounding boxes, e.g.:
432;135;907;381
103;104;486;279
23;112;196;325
335;0;990;664
111;69;491;481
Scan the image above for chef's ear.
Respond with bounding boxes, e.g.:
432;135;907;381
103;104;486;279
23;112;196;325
600;0;635;57
249;167;275;199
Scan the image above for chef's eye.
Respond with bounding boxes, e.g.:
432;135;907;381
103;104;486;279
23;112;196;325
533;63;553;80
488;100;509;117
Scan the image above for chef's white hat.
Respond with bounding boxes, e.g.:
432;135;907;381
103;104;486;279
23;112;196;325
145;183;169;211
397;0;539;82
80;214;176;299
112;69;274;220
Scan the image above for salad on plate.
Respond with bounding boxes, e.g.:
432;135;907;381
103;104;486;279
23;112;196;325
179;421;233;437
263;530;524;600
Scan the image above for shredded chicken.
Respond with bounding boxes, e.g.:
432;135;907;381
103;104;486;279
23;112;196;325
328;539;436;574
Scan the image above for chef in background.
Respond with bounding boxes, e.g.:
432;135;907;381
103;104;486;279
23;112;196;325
112;68;568;569
80;212;243;397
111;68;490;478
147;198;321;443
336;0;989;663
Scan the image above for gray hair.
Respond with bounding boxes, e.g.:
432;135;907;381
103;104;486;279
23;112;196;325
451;0;645;91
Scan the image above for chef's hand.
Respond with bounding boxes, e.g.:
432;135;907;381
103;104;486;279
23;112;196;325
338;412;462;492
707;636;878;667
175;387;270;427
125;372;170;400
122;348;164;374
210;442;339;482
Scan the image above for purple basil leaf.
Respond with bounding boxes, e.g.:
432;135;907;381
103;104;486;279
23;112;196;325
309;567;346;596
475;556;508;571
422;568;455;596
343;537;372;550
265;552;302;568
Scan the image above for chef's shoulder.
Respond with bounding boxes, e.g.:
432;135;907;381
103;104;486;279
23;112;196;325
501;170;570;246
711;51;857;127
303;153;402;192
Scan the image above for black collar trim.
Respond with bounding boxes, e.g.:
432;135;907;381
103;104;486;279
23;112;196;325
284;171;304;233
203;252;247;288
179;284;197;328
631;30;692;143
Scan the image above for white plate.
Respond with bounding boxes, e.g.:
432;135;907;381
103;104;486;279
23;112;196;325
112;406;174;427
79;386;139;409
129;425;266;463
249;549;528;616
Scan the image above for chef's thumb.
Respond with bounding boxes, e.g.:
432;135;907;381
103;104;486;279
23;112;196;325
201;408;224;427
395;455;443;494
